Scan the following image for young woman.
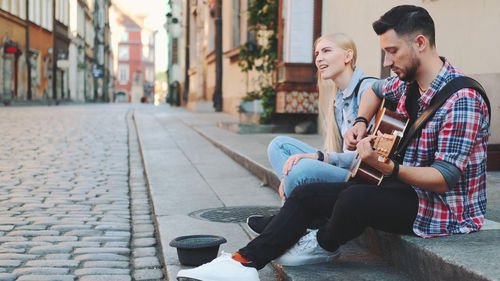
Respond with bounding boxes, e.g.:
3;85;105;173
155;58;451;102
247;33;377;234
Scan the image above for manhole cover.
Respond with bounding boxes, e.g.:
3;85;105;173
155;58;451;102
189;206;280;223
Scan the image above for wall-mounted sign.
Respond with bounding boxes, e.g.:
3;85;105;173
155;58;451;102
4;41;21;56
92;64;103;78
57;59;69;69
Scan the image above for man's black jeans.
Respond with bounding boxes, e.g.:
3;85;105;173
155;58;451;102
239;180;418;270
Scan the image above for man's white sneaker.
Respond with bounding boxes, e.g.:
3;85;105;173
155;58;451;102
176;252;260;281
274;230;341;266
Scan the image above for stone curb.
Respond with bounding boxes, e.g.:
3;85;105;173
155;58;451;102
185;122;281;192
128;110;166;280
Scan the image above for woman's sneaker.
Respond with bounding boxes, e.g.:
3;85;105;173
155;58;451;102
246;215;275;236
176;252;260;281
274;230;341;266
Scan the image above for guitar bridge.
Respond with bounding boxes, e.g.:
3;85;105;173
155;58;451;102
377;155;390;163
392;130;404;138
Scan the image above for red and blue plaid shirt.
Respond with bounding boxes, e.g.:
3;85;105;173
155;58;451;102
382;58;489;238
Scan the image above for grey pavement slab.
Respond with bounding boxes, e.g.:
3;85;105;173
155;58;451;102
133;107;281;281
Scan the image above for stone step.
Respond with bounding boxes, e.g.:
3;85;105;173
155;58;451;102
357;226;500;281
242;224;410;281
278;240;411;281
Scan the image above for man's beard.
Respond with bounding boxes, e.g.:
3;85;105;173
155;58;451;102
397;55;420;82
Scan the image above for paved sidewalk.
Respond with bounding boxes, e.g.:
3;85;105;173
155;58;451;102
134;105;500;281
132;106;282;281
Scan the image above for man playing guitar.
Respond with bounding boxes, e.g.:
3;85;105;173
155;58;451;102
345;6;490;238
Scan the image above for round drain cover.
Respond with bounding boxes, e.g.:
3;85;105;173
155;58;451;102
189;206;280;223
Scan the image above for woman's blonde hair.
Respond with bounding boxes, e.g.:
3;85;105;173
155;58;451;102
315;33;357;153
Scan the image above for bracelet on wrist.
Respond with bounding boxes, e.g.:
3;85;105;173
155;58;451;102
385;159;400;179
353;116;369;127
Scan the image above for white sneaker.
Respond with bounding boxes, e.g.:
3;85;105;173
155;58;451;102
274;230;341;266
176;252;260;281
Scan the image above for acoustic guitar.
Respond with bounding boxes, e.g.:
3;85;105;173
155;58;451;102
346;100;409;185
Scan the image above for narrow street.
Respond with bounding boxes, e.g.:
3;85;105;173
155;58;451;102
0;105;163;281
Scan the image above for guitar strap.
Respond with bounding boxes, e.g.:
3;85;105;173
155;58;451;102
394;76;491;162
404;82;420;124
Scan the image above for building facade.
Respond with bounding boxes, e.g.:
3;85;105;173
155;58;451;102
55;0;70;100
26;0;55;101
110;2;156;103
165;0;184;106
93;0;112;102
0;0;27;104
84;0;95;101
168;0;260;114
275;0;321;115
220;0;255;115
69;0;92;102
0;0;112;104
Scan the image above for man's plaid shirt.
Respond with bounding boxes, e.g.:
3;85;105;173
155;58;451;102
382;58;490;238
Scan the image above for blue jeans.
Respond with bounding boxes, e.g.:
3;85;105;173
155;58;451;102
267;136;352;198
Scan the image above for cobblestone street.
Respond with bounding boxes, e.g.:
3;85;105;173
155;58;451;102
0;105;164;281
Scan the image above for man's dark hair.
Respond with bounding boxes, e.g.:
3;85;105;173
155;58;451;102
372;5;435;46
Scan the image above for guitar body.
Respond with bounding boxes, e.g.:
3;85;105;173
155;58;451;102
346;101;408;185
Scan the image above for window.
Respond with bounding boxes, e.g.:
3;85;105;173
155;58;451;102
98;45;104;64
247;0;256;43
145;67;154;82
77;7;85;36
10;0;17;15
56;0;69;25
120;32;128;42
118;46;129;60
32;0;41;25
189;13;197;62
47;0;52;30
19;0;25;19
232;0;241;48
42;0;49;29
64;0;69;25
29;1;34;22
172;38;178;64
86;20;94;45
56;0;61;21
118;64;129;84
